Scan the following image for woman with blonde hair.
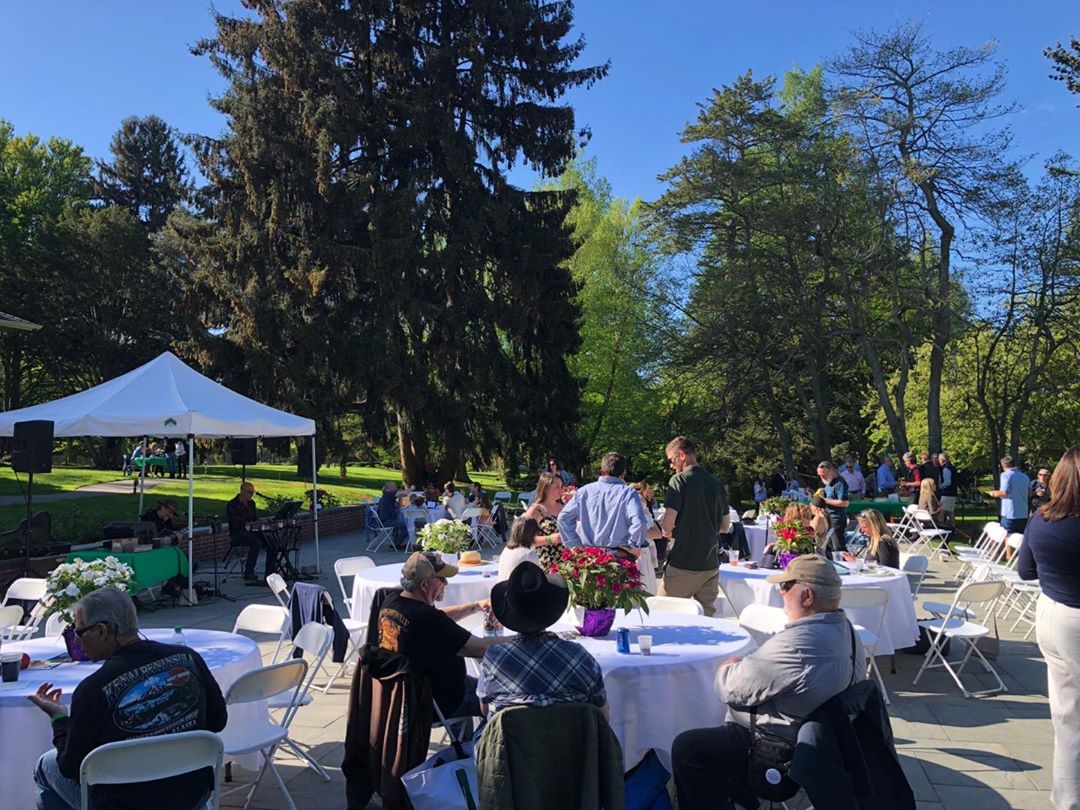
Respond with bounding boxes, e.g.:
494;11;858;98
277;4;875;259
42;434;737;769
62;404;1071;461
917;477;945;525
844;509;899;569
1019;446;1080;807
523;472;565;571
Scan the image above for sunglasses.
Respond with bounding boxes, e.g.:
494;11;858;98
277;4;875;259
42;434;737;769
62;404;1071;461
73;621;106;638
779;580;800;593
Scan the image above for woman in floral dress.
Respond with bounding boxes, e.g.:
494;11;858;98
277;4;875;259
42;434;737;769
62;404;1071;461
524;472;565;572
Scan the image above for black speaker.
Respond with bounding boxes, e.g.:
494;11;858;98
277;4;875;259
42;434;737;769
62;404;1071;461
12;420;54;474
230;438;257;466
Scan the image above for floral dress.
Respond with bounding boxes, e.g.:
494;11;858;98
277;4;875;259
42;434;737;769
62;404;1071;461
534;506;564;573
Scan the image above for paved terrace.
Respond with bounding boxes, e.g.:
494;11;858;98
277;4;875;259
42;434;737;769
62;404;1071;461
136;532;1053;809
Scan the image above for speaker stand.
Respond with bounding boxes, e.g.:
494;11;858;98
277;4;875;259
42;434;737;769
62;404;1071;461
21;469;34;578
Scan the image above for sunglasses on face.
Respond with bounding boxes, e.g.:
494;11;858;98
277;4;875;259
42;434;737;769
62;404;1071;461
74;622;106;638
779;580;800;593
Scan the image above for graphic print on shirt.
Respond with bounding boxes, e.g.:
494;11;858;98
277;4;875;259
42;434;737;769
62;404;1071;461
379;610;406;652
104;653;202;735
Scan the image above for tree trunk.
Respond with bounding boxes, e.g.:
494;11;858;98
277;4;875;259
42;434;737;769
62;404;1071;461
763;386;796;477
396;409;426;489
2;340;24;412
587;329;623;451
921;184;955;454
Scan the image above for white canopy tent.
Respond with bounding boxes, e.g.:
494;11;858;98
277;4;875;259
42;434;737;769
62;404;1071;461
0;352;320;601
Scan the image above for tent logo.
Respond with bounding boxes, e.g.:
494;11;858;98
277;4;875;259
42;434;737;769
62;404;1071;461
163;418;177;427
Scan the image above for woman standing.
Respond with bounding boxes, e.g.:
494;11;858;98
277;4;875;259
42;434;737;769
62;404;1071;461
844;510;899;569
1019;446;1080;809
523;472;565;572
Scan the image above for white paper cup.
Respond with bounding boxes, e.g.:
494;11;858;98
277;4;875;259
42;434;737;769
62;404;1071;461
638;635;653;656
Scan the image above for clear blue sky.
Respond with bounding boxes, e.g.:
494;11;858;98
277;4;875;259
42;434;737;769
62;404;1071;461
2;1;1077;203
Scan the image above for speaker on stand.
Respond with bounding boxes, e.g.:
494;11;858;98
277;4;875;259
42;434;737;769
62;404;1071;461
230;438;257;483
13;420;54;576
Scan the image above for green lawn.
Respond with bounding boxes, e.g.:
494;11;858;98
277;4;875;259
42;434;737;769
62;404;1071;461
0;463;511;545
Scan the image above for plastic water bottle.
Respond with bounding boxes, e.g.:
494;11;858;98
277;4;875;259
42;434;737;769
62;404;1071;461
172;627;188;647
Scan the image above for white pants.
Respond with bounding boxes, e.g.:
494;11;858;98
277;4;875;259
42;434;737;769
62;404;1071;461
1038;593;1080;809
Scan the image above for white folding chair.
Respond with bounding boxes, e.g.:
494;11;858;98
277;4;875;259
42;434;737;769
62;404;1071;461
913;579;1007;698
218;660;308;810
840;587;891;704
738;604;788;647
334;556;375;616
493;491;512;507
898;553;929;599
0;605;25;639
268;622;334;781
516;492;535;514
232;604;290;663
44;612;64;638
79;730;224;810
401;506;426;550
459;507;484;548
266;573;290;608
741;509;757;521
891;505;921;542
908;510;951;560
646;595;704;615
364;507;396;552
1;577;48;640
955;522;1008;581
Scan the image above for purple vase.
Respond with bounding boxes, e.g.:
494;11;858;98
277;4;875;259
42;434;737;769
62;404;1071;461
62;625;89;662
578;607;617;637
777;551;801;570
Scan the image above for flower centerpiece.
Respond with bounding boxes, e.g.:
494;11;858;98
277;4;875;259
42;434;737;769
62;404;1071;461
551;547;650;636
760;496;791;520
772;518;816;569
45;557;135;661
417;518;473;561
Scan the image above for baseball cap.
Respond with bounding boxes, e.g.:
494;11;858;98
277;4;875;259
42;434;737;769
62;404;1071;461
766;554;842;590
401;551;458;582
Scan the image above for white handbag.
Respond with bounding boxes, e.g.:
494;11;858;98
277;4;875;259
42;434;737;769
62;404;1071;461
400;741;478;810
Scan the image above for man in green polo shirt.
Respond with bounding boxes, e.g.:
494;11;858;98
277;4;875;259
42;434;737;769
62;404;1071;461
659;436;728;616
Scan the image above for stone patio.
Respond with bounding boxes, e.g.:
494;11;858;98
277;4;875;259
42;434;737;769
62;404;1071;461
138;532;1054;809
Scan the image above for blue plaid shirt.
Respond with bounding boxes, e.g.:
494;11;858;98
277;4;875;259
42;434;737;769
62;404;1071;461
477;633;606;713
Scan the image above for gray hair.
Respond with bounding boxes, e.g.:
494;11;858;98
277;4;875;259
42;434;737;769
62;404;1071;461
400;576;423;593
74;587;138;637
807;582;842;603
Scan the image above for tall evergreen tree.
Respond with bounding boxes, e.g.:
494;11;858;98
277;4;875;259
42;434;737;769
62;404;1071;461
95;115;189;231
177;1;606;482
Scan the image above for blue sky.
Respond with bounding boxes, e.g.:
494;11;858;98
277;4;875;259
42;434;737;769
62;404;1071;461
1;1;1077;203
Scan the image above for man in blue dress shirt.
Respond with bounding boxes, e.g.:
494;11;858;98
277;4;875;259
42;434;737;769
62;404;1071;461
557;452;648;557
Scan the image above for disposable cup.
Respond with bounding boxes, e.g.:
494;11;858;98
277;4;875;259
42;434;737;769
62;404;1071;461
638;635;653;656
0;652;21;683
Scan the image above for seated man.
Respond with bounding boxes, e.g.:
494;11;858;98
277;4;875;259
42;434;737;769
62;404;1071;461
377;482;408;548
479;562;606;718
29;587;227;810
226;482;270;585
140;498;177;536
672;555;864;810
377;552;506;721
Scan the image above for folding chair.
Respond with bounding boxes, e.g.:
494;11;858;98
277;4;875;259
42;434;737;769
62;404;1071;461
0;605;25;640
266;573;290;609
913;579;1007;698
899;553;929;599
80;730;224;810
1;577;48;640
401;506;427;550
955;522;1008;581
268;622;334;781
891;505;922;543
460;507;484;549
645;595;704;615
908;510;951;561
840;587;891;704
232;604;290;663
44;611;64;637
738;604;788;646
334;556;376;616
218;660;308;810
516;492;534;514
493;491;512;508
364;507;395;552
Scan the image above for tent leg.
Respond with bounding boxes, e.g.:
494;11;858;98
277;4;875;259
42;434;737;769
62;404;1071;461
138;435;148;516
311;437;320;575
187;434;195;605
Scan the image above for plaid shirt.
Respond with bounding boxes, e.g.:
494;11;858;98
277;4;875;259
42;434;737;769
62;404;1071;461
477;632;606;713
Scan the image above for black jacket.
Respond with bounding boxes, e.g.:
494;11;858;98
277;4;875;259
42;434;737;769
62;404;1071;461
789;680;914;810
289;581;351;663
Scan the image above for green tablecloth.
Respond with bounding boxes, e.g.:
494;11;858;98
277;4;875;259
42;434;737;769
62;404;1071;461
65;547;188;592
133;456;168;469
846;499;906;518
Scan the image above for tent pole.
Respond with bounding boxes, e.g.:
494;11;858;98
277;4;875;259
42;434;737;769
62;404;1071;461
138;435;148;516
311;436;320;574
187;434;195;605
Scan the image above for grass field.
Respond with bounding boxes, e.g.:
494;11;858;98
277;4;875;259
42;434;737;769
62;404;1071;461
0;464;513;544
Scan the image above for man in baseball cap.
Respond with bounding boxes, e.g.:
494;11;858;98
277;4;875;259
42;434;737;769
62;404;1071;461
375;552;505;725
672;554;864;808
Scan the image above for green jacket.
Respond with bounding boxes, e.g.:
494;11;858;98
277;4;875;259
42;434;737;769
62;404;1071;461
476;703;626;810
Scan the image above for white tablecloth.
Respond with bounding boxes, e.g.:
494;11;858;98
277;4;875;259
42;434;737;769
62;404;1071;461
548;610;755;771
742;524;771;562
0;628;264;810
350;561;500;621
716;564;919;655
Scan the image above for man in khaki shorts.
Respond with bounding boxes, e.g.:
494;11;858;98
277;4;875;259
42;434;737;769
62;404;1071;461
659;436;729;616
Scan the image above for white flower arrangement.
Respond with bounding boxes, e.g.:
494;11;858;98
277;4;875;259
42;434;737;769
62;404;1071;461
45;557;136;624
417;518;473;554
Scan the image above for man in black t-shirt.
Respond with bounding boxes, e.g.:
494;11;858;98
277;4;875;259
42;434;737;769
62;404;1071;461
378;552;507;718
29;587;227;810
141;499;177;536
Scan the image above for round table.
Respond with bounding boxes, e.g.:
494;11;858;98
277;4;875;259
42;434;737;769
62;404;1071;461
0;628;264;810
741;524;771;562
547;610;754;771
716;564;919;654
350;560;500;621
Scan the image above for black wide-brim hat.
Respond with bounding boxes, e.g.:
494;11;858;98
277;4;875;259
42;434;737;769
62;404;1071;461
491;561;569;634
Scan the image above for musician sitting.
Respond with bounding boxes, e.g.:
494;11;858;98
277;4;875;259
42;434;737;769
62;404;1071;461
226;482;270;585
140;499;177;536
